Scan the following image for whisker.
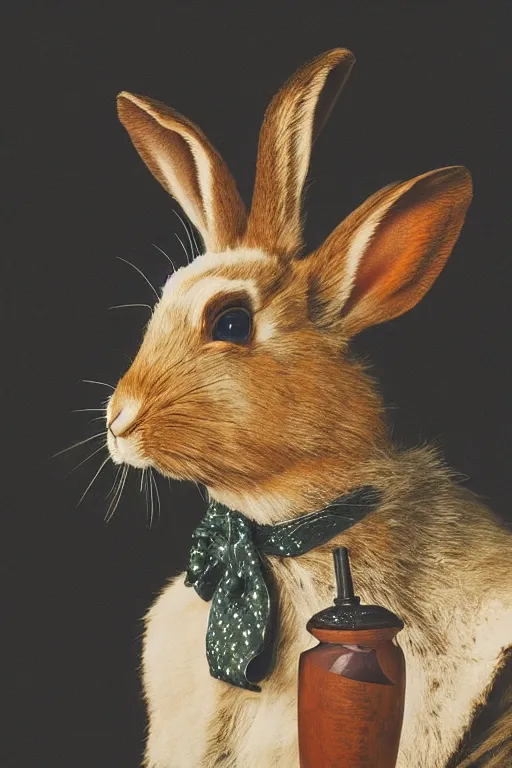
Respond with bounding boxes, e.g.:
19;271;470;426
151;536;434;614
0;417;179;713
144;472;150;521
107;466;122;499
82;379;115;390
77;456;111;507
152;242;178;274
65;442;107;477
105;465;124;521
173;209;196;260
109;303;152;311
174;209;201;256
51;431;105;458
117;256;160;301
194;481;207;503
148;469;154;529
105;475;122;521
150;469;161;527
189;226;201;257
71;408;106;413
105;465;128;523
174;232;191;266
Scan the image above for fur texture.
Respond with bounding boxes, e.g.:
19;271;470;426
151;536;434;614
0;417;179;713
108;49;512;767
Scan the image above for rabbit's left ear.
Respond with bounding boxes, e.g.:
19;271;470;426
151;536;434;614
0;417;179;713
117;92;247;253
245;48;355;258
302;166;473;337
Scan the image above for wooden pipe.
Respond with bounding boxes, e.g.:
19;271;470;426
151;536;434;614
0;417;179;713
297;547;406;767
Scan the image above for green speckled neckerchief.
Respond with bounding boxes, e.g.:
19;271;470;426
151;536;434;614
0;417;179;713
184;485;381;692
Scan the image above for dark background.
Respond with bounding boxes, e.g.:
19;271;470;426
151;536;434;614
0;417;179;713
4;2;510;766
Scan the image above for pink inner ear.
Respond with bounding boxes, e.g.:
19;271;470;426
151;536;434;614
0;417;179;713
342;197;444;319
341;265;382;317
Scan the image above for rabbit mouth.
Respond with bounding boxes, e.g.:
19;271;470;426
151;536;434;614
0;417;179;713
107;428;150;469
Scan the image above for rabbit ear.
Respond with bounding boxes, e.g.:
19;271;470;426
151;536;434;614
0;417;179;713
117;92;247;253
245;48;355;258
304;166;473;337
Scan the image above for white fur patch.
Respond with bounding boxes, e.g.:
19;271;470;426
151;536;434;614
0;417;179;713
255;315;276;344
154;150;206;234
159;248;271;332
143;577;218;768
107;430;149;469
183;277;259;329
186;141;214;235
106;396;148;468
109;398;140;437
340;204;387;305
162;247;267;295
294;68;333;196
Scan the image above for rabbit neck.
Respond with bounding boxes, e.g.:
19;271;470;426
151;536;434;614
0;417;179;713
208;449;388;525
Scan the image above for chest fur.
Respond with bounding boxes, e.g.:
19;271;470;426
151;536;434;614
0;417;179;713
142;563;511;768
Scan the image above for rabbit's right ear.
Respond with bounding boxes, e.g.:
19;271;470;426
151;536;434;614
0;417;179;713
245;49;355;258
302;166;473;338
117;92;247;253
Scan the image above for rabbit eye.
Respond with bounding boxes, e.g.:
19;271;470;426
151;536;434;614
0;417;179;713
212;307;252;344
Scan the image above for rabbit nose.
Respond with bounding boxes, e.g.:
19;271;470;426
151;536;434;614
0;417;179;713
108;400;140;437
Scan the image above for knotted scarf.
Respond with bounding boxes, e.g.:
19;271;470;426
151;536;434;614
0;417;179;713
185;485;381;691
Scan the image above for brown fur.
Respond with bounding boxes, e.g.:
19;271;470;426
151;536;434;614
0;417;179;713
117;93;247;253
107;49;512;767
449;644;512;766
245;48;355;257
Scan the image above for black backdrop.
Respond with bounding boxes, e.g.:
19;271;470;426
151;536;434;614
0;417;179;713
4;2;510;767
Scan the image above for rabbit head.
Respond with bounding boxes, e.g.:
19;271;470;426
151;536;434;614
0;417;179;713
107;49;472;520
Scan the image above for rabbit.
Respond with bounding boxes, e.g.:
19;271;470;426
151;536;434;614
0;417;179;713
107;49;512;767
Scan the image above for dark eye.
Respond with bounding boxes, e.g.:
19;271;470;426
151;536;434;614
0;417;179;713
212;307;252;343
